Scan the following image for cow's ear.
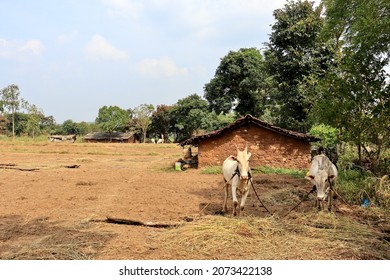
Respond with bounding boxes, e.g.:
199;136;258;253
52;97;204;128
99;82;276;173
247;152;252;159
305;175;315;181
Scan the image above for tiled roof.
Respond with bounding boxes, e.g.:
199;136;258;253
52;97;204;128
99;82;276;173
179;114;320;146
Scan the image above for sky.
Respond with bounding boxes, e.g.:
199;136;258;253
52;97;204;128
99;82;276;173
1;0;297;124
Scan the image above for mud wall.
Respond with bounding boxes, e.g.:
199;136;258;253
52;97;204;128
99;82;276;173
197;124;311;170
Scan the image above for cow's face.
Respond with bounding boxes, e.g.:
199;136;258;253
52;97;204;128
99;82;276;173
306;170;335;201
235;146;251;181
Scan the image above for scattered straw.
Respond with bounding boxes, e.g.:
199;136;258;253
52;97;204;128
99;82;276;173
157;212;389;260
0;215;113;260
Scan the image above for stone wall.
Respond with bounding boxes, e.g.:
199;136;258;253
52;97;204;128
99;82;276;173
198;124;311;170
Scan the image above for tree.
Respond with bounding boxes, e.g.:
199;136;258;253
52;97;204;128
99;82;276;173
265;0;331;131
22;100;44;139
150;104;173;141
61;119;80;135
95;106;129;134
170;94;211;141
40;116;58;135
312;0;390;173
309;124;339;150
5;112;28;136
130;104;154;143
1;84;24;139
77;121;91;136
204;48;268;117
208;112;236;131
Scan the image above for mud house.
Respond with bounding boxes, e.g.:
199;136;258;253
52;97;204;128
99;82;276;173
83;132;140;143
180;114;320;170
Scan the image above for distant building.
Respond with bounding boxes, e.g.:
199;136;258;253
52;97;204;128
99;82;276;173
83;132;140;143
48;135;76;142
180;114;320;170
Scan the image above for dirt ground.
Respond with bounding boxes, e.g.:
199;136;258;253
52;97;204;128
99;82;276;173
0;141;388;260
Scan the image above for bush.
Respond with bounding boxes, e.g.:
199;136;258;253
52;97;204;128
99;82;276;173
336;169;389;207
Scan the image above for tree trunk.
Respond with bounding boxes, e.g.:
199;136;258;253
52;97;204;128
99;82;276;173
357;143;362;173
12;111;15;139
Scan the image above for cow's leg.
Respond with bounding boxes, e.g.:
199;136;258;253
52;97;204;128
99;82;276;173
239;186;250;216
222;181;229;213
232;184;238;216
327;181;336;212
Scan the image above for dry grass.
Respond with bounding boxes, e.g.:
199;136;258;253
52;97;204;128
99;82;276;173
0;215;113;260
377;175;390;207
157;211;389;260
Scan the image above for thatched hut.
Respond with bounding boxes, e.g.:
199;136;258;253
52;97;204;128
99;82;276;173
83;132;140;143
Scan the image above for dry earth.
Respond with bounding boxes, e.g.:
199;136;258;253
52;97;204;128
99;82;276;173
0;141;388;260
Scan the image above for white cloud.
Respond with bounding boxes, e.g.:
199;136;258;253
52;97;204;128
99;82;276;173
57;30;79;44
0;38;45;59
18;40;45;55
137;57;188;77
84;34;129;61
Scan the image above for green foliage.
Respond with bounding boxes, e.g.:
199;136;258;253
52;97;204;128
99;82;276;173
336;170;377;205
252;166;306;178
265;0;331;131
40;116;58;135
170;94;210;141
150;104;173;140
169;94;237;142
54;120;95;136
1;84;21;113
61;120;80;135
308;124;338;149
1;85;57;138
208;112;236;131
6;112;28;136
1;84;23;138
76;121;92;135
130;104;154;143
23;101;44;139
312;0;390;171
200;166;222;174
200;165;306;177
204;48;268;117
95;105;129;133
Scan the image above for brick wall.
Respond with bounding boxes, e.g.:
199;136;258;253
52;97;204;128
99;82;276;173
198;124;311;170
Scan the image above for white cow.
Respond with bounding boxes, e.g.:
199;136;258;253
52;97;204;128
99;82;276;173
156;134;164;144
222;145;252;216
305;154;338;211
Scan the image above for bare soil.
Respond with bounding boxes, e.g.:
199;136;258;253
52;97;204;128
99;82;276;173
0;142;388;260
